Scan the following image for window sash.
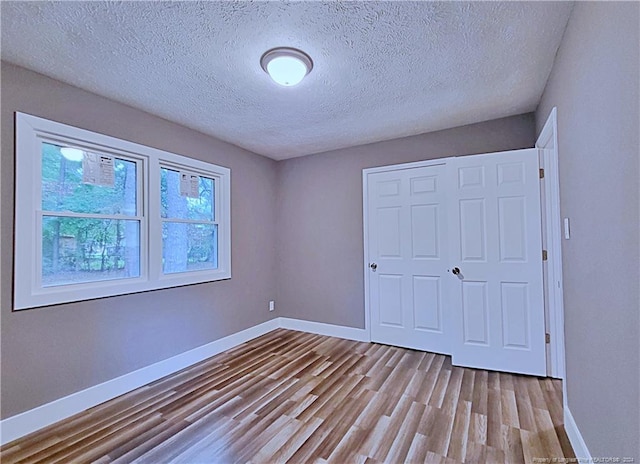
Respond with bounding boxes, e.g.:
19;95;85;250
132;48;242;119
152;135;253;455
161;221;219;274
39;215;142;288
41;142;141;217
160;166;216;222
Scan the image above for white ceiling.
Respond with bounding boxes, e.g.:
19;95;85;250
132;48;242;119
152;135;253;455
1;1;573;160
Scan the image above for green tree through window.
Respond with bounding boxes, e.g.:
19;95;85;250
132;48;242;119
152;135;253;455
40;142;140;286
15;112;231;310
160;167;217;274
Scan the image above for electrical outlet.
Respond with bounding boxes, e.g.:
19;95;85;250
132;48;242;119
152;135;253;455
269;300;275;312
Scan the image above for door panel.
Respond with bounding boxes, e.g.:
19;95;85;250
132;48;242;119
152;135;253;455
379;274;403;327
458;165;485;188
411;205;440;258
459;199;487;261
501;282;530;348
413;276;442;332
411;175;438;194
367;164;450;354
377;207;402;257
448;149;545;376
498;196;527;261
461;280;489;345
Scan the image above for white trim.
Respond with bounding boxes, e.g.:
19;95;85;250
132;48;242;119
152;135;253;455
278;317;369;342
14;113;232;310
363;158;449;175
0;317;372;445
536;107;566;380
362;169;372;341
564;406;592;460
559;363;590;461
0;314;578;450
0;319;278;445
362;153;549;375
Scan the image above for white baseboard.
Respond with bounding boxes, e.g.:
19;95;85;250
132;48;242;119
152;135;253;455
564;406;592;460
0;317;369;445
0;318;279;446
1;315;589;456
278;317;369;342
2;314;590;456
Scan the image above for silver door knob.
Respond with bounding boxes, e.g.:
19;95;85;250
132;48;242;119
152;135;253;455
370;263;378;271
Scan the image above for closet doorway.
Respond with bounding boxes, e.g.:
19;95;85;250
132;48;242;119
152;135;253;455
364;148;546;376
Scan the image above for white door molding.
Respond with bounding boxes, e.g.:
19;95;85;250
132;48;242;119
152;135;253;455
364;151;548;376
363;127;564;379
536;107;566;380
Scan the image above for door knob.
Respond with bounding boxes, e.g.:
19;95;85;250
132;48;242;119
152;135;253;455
370;263;378;271
452;267;461;275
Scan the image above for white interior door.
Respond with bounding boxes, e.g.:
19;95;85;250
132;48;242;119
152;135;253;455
367;164;450;354
447;149;546;376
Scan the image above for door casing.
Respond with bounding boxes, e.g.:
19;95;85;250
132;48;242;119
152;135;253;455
363;138;565;378
536;107;566;380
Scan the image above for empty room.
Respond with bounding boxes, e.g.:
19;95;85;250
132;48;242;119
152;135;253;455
0;1;638;463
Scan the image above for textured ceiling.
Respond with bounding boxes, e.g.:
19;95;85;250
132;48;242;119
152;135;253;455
1;1;573;160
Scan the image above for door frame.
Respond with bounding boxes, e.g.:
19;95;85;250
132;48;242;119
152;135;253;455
362;158;448;343
363;127;566;378
536;107;566;380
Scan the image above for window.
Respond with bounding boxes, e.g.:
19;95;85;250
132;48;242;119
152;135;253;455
40;142;142;287
160;167;218;274
14;113;231;310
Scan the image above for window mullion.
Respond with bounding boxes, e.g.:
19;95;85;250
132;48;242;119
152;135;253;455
147;160;161;283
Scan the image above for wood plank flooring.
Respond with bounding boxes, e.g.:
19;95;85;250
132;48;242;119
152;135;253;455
1;329;575;463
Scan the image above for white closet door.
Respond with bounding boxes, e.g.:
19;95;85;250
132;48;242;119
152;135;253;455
447;149;546;376
367;164;451;354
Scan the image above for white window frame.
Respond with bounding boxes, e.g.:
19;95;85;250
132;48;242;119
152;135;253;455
14;113;231;310
153;162;225;284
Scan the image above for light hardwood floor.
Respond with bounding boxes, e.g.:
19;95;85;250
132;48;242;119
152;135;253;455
1;329;574;463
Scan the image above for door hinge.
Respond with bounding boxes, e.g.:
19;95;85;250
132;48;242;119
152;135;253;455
539;168;545;179
545;333;551;344
542;250;548;261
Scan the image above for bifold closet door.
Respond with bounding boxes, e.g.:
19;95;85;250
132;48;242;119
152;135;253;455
365;148;546;377
447;149;546;376
367;163;451;354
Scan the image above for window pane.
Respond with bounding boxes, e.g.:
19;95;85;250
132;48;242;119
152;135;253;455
42;216;140;286
41;142;137;215
161;168;214;221
162;222;218;274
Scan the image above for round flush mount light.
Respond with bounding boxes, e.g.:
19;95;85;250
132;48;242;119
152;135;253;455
60;147;84;162
260;47;313;86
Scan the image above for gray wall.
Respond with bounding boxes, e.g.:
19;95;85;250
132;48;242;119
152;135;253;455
276;114;535;328
0;62;278;419
536;2;639;459
0;62;536;422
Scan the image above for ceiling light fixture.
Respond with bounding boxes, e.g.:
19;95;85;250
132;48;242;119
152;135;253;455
260;47;313;87
60;147;84;162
